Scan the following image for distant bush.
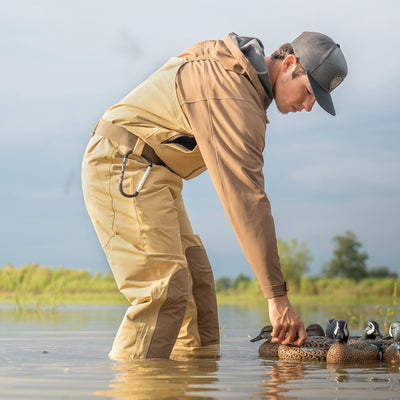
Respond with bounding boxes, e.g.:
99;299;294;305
232;274;252;290
215;277;232;292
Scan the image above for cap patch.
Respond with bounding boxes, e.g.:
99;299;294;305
329;75;344;91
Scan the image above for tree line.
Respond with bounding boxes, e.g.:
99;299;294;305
215;230;398;291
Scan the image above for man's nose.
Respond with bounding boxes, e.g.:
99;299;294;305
303;96;316;112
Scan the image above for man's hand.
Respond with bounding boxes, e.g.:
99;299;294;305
267;295;307;346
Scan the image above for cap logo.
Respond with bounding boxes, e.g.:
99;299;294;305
330;75;344;91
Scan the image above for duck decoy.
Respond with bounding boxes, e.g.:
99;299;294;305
251;325;280;358
251;325;273;343
270;323;331;361
306;323;325;337
379;321;400;353
326;319;380;364
278;323;332;361
278;335;333;361
382;321;400;341
348;320;382;343
382;322;400;365
362;320;383;340
325;318;339;339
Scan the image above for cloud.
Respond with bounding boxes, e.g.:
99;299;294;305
290;154;400;192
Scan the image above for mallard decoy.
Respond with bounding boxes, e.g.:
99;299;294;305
251;325;280;358
382;322;400;364
326;319;380;364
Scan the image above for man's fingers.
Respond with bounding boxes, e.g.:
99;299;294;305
271;323;289;343
271;323;307;345
271;321;282;339
281;326;297;345
267;295;307;345
293;324;307;346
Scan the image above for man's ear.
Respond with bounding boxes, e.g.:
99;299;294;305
281;54;297;73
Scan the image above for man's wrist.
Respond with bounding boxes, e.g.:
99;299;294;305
267;294;289;306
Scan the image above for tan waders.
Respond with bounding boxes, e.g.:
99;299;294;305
81;126;219;359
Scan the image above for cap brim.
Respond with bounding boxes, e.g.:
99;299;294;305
308;73;336;116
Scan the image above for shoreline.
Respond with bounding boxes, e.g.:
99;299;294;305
0;291;396;306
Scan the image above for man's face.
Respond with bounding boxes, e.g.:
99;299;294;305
273;57;316;114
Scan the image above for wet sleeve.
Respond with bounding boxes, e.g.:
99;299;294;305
176;61;288;299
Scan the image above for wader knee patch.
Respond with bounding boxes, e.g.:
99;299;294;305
185;246;220;346
146;268;189;358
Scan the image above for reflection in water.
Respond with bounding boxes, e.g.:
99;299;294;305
326;361;400;383
255;359;400;399
255;360;308;399
96;358;219;399
1;304;399;400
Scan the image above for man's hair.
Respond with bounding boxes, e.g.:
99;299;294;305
271;43;306;79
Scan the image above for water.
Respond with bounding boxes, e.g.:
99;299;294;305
1;304;399;399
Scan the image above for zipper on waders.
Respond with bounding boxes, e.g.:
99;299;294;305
119;150;153;198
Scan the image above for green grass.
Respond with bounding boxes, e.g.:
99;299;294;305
0;263;127;310
1;263;399;328
215;276;399;306
215;277;399;331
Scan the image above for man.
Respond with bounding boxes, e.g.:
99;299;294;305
81;31;347;359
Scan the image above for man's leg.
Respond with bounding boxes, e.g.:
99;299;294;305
171;195;220;358
82;133;190;359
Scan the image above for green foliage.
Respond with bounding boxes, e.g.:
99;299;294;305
216;279;263;305
215;277;232;292
374;281;398;332
0;264;120;310
277;238;312;288
299;276;319;295
215;273;399;307
323;230;369;281
368;266;398;278
232;274;251;290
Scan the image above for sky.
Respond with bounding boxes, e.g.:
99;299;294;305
1;0;399;280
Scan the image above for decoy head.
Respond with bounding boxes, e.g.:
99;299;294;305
306;323;325;337
250;325;273;342
325;318;337;339
332;319;350;343
389;322;400;342
361;320;382;340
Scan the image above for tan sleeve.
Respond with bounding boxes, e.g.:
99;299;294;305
176;60;288;298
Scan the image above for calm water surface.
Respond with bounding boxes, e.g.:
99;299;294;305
1;304;399;399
